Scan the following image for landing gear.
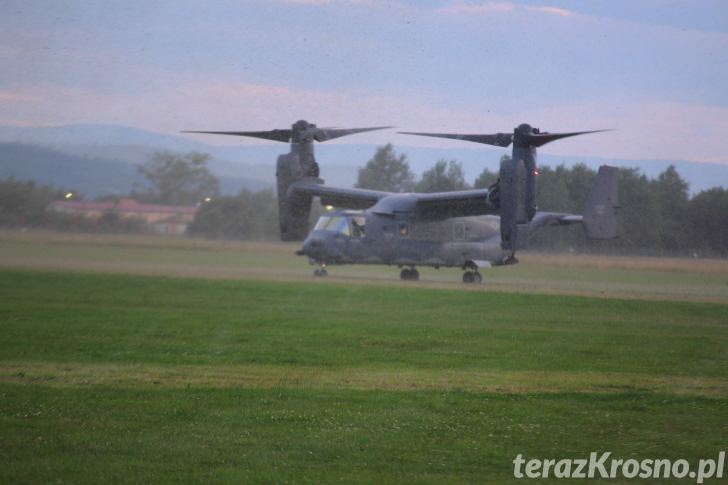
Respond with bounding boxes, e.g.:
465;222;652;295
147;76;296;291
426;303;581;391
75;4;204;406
462;271;482;284
314;267;328;277
400;268;420;281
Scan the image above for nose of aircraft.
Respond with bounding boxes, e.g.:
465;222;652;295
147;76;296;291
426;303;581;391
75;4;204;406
298;233;326;258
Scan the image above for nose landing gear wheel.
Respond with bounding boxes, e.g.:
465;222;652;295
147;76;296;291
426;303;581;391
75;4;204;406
462;271;482;284
400;268;420;281
314;268;328;277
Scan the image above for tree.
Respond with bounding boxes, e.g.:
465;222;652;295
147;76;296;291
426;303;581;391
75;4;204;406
536;165;572;212
356;144;415;192
564;163;596;212
0;178;73;227
688;187;728;256
651;165;690;252
137;151;219;205
415;159;469;193
474;154;511;189
473;168;498;189
188;188;278;240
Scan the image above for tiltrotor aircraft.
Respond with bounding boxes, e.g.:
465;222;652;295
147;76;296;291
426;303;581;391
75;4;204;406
185;121;619;283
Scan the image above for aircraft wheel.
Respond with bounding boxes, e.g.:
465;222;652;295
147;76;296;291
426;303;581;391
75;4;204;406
314;269;328;277
410;269;420;281
400;269;411;280
462;272;474;283
472;272;482;284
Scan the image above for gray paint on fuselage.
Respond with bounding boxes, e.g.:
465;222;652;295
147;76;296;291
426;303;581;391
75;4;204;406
301;210;510;268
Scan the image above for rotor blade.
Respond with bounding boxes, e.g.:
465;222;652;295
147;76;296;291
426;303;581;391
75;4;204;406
398;131;514;147
314;126;392;142
182;130;292;142
524;129;611;147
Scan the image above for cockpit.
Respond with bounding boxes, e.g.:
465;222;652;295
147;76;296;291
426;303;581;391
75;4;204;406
313;211;366;238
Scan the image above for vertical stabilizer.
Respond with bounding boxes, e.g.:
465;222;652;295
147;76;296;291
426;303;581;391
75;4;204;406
583;165;620;239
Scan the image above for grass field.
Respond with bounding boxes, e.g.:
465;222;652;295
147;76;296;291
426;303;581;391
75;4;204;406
2;230;728;302
1;231;727;483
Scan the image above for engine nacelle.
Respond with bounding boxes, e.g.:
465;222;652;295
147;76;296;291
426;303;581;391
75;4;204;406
276;153;313;241
499;148;537;251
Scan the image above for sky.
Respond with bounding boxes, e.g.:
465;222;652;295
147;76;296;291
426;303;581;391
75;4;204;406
1;0;727;164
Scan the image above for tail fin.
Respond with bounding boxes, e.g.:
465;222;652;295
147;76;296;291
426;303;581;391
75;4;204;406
583;165;619;239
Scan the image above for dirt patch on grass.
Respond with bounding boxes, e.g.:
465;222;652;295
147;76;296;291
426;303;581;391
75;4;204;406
2;230;727;303
521;252;728;273
2;361;726;397
0;229;298;254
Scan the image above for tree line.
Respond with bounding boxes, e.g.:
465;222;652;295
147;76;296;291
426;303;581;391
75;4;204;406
356;144;728;256
0;146;726;256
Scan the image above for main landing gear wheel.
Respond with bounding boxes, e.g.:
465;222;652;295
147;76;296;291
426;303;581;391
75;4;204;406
462;271;482;284
314;268;328;277
400;268;420;281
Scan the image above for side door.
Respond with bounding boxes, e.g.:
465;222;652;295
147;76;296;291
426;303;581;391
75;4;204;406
453;220;466;241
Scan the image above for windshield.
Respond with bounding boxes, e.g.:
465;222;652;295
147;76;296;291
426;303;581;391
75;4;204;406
313;215;350;235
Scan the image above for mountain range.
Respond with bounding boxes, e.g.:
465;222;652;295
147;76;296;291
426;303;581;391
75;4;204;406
1;124;726;198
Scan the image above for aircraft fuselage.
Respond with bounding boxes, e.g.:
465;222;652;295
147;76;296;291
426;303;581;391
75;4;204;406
299;210;512;269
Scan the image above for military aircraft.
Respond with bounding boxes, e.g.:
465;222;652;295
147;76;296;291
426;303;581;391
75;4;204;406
293;124;618;282
185;121;619;283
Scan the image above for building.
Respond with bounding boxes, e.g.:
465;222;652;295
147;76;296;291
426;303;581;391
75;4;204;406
48;198;198;235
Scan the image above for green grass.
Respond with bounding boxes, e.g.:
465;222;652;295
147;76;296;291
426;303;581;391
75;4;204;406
1;269;727;483
3;386;727;484
2;231;728;301
1;270;726;376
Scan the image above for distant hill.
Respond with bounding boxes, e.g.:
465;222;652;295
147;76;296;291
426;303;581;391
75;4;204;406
0;143;138;196
1;124;726;195
0;143;271;198
0;124;205;151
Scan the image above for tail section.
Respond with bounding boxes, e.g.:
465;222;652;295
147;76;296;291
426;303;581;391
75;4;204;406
527;165;620;240
583;165;619;239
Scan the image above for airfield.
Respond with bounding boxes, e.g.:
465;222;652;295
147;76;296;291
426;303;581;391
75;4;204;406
1;230;727;482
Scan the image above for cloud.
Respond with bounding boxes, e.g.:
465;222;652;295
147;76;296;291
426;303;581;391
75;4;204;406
525;6;572;17
437;2;573;18
436;2;515;15
0;118;40;127
26;79;728;164
277;0;331;4
0;91;40;103
275;0;390;4
502;100;728;164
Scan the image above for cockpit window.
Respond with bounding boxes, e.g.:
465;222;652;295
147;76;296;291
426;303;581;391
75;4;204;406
314;213;367;237
351;215;366;238
314;216;332;231
313;215;350;235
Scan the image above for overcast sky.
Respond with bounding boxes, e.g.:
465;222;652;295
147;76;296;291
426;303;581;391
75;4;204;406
1;0;727;163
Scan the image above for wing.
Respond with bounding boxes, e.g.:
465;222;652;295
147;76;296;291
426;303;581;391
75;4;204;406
529;212;583;233
292;180;494;219
412;189;494;219
289;179;391;209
